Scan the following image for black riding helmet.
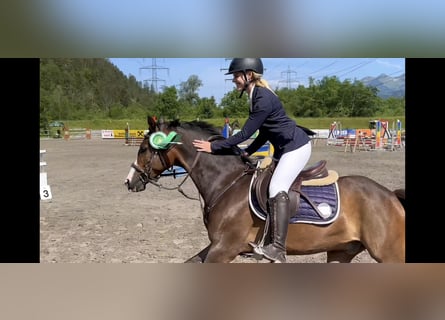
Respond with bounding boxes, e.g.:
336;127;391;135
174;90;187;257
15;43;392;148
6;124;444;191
225;58;264;75
225;58;264;97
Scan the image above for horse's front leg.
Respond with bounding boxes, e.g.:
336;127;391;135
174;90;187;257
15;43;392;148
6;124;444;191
185;243;242;263
184;245;211;263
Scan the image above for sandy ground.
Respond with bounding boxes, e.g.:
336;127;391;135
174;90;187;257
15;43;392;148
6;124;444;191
40;136;405;263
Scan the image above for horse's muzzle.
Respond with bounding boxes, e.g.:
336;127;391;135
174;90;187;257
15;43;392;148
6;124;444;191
124;178;146;192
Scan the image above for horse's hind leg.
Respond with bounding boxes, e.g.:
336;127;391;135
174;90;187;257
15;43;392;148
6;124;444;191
184;245;211;263
365;203;405;263
326;242;365;263
367;235;405;263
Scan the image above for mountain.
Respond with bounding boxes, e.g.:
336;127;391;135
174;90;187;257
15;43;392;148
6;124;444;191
360;73;405;99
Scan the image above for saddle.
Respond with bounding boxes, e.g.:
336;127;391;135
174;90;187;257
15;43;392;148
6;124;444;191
251;158;338;216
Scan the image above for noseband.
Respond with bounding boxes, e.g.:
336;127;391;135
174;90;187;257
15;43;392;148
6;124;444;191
132;146;173;187
130;161;155;187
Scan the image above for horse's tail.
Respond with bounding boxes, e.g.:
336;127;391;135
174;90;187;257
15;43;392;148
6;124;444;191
393;188;405;211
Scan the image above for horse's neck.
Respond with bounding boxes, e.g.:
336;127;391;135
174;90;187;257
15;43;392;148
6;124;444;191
177;149;245;203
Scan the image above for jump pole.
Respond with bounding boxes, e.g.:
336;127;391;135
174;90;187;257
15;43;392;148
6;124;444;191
375;120;382;149
396;119;402;146
40;149;52;200
125;123;129;145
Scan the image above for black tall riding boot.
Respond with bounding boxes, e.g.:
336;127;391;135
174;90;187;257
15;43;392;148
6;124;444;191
261;191;290;263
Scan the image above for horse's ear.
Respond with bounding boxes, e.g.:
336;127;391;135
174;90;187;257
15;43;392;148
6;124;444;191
147;115;157;133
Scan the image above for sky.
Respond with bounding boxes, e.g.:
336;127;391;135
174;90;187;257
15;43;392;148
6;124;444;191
108;58;405;104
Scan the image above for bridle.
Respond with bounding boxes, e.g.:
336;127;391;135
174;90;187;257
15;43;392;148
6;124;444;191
131;138;201;200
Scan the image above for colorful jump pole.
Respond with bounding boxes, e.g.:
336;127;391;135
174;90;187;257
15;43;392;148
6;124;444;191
375;120;381;149
396;119;402;146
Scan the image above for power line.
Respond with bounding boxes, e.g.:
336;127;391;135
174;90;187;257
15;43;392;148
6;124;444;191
221;58;232;83
279;65;298;89
139;58;169;92
335;59;375;78
308;59;338;76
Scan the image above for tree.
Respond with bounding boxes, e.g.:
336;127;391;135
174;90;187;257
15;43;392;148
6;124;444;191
40;58;158;123
290;76;380;117
220;89;249;118
154;86;180;120
196;97;217;119
276;88;300;117
376;97;405;116
39;58;404;125
178;75;203;106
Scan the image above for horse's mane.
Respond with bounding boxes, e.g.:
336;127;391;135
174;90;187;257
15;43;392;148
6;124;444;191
165;119;245;157
166;119;221;137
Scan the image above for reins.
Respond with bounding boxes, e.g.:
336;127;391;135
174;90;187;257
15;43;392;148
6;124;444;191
176;150;201;200
203;167;251;217
142;147;202;201
136;133;255;217
199;134;254;220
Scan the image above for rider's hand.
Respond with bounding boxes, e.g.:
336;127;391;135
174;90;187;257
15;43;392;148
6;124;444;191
192;139;212;153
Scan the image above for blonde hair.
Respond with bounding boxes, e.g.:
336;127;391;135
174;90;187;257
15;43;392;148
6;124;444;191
251;72;277;96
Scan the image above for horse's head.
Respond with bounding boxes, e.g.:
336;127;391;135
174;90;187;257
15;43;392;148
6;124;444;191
124;116;183;192
125;117;243;192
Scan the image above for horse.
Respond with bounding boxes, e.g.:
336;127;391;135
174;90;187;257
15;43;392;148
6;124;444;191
125;117;405;263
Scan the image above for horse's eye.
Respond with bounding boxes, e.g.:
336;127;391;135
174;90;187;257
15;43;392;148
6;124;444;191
138;147;148;154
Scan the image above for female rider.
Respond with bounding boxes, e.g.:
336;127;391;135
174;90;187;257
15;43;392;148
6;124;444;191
192;58;312;263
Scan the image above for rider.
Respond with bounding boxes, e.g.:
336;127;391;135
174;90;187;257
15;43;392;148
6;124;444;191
192;58;312;262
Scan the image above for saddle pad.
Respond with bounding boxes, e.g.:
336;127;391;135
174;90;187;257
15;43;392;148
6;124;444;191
291;183;340;224
249;179;341;225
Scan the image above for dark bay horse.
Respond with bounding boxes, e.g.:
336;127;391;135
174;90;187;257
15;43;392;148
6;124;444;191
125;118;405;263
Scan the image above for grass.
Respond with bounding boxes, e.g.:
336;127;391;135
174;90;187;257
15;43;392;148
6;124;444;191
58;116;405;131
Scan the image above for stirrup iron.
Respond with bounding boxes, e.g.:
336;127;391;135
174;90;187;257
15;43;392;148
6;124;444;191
249;213;271;259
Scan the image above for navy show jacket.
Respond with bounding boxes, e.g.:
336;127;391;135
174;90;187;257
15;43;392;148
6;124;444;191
211;86;310;160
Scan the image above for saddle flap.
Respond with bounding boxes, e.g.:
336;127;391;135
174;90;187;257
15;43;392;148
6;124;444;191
252;165;273;213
